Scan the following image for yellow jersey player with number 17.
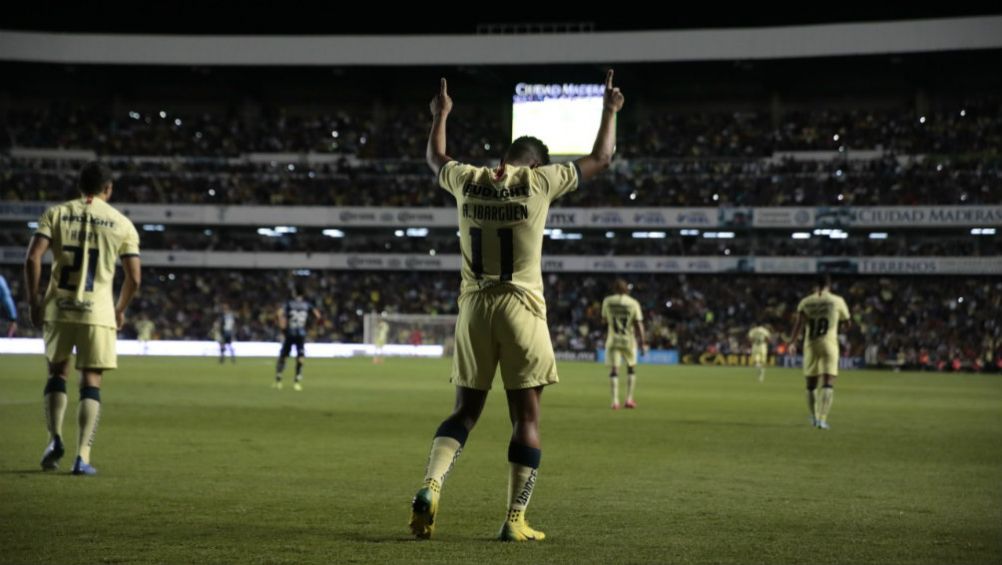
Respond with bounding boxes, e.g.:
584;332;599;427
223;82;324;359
601;279;646;410
24;162;142;475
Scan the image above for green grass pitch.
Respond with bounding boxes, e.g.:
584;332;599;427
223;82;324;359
1;355;1000;565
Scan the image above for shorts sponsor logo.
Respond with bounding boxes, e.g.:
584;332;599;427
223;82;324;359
57;298;94;312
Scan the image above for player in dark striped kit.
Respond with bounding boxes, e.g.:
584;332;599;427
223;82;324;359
274;286;322;391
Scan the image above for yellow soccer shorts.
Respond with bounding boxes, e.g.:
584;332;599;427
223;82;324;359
451;288;558;391
605;341;637;369
804;340;838;377
44;322;118;370
751;344;768;365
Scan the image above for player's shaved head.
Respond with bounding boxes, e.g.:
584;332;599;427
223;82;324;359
614;279;630;294
815;275;832;290
78;161;113;196
504;136;550;167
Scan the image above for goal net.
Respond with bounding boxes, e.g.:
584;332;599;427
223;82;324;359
363;313;458;356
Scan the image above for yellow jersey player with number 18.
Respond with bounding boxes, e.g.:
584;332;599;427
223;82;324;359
409;70;625;542
791;275;851;430
24;162;141;475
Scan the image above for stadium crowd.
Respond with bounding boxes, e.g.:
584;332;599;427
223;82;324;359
5;100;1000;158
2;154;999;207
2;268;997;372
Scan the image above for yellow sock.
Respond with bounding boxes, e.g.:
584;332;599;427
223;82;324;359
77;392;101;464
626;373;636;402
610;376;619;405
507;442;541;521
423;436;462;487
46;393;68;441
507;464;538;519
43;377;68;442
817;387;834;422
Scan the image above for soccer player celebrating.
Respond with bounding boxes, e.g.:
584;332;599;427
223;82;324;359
601;279;647;409
790;275;851;430
24;162;141;475
747;324;772;382
217;303;237;364
409;70;624;541
274;285;321;391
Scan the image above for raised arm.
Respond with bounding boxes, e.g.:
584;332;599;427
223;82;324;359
426;78;454;175
575;69;625;183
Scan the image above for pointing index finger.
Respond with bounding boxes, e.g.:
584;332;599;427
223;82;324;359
605;69;614;90
440;78;448;94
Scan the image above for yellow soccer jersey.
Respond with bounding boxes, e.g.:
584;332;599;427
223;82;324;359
36;197;140;328
748;326;771;346
439;160;579;316
602;294;643;348
797;290;850;347
136;319;155;341
375;321;390;343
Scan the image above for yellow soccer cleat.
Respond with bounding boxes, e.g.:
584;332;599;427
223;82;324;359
499;515;546;542
293;382;303;392
409;482;440;539
273;381;283;390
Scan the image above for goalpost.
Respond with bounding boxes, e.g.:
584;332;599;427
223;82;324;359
363;313;458;357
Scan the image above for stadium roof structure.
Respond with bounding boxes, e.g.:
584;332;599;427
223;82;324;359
1;8;997;34
1;15;1001;66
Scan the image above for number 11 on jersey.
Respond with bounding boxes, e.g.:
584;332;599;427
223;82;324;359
470;227;514;281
